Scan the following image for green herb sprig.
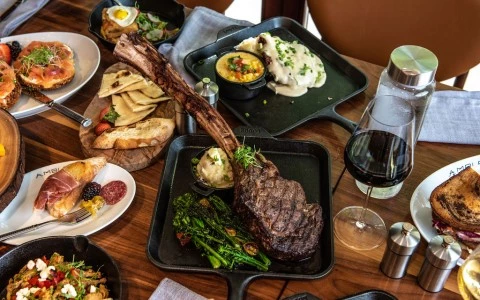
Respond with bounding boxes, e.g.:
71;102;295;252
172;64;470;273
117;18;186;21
234;145;261;169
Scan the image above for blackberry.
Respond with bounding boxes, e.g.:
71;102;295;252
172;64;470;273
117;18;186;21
7;41;21;61
82;182;102;200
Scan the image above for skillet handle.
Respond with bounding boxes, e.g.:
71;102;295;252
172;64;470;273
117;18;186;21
189;181;214;196
225;273;257;300
321;104;357;134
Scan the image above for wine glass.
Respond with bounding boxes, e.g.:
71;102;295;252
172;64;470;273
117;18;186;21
334;95;415;250
458;245;480;299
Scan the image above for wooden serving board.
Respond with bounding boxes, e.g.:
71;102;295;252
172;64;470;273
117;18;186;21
0;108;25;212
79;62;175;172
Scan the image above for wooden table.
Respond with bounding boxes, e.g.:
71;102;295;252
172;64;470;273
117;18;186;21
1;1;478;299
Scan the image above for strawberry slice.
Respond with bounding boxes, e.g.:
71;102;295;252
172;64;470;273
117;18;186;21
0;44;12;65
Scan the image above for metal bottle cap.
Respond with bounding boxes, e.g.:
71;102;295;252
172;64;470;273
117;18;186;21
425;235;461;269
387;222;421;255
194;77;219;108
387;45;438;87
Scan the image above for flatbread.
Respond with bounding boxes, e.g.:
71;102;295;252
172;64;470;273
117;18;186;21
116;79;150;93
98;70;144;98
127;90;171;105
120;92;157;112
112;94;156;126
140;81;164;98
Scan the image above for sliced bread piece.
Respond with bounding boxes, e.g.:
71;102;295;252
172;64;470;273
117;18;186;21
13;41;76;90
92;117;175;150
0;60;22;109
430;166;480;232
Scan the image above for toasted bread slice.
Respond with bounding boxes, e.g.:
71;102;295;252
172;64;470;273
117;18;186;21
430;166;480;232
13;41;75;90
0;60;22;109
92;118;175;150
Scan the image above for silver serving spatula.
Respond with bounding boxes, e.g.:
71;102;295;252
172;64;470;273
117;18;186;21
22;86;92;127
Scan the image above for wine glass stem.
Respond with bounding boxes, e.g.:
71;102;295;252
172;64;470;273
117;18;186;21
356;185;373;230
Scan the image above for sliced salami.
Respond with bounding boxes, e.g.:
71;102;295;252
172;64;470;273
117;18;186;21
100;180;127;205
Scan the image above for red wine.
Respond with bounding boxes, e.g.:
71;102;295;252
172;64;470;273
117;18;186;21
344;130;412;187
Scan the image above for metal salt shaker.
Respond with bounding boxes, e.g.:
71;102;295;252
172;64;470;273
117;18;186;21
175;77;219;135
380;222;420;278
417;235;461;292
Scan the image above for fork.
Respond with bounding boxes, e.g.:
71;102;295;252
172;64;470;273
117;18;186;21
0;208;91;242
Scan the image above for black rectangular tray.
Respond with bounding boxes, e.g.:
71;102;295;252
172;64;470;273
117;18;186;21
184;17;368;136
147;132;334;300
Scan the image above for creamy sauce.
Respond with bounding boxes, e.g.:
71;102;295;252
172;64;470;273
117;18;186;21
236;32;327;97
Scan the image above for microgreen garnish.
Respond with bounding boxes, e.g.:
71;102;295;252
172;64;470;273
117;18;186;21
234;145;261;169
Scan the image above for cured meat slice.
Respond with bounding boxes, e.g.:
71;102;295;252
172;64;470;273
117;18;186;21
100;181;127;205
34;170;79;209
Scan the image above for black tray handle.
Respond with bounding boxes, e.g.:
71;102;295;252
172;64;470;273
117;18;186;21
217;25;248;40
320;105;357;134
224;272;258;300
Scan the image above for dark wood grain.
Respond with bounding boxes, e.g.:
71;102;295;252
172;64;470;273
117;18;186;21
0;1;476;299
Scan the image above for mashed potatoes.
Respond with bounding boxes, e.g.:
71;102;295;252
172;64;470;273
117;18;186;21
195;147;233;189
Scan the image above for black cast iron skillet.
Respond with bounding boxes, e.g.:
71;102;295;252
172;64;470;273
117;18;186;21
0;235;122;299
88;0;185;50
147;128;334;300
184;17;368;136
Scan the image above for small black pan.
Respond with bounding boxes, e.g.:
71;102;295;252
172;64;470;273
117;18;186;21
0;236;122;299
88;0;185;50
190;145;234;196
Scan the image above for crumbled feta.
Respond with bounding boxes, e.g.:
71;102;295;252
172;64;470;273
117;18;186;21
39;266;55;279
16;287;40;300
27;260;35;270
35;258;47;271
90;285;97;293
61;284;77;298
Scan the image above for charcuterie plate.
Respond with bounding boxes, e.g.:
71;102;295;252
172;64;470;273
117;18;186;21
0;32;100;119
0;161;135;245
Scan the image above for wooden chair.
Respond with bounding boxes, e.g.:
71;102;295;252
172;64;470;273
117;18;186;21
306;0;480;88
177;0;233;13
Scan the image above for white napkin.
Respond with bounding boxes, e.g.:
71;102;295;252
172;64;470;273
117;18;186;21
149;278;207;300
0;0;50;38
417;90;480;145
158;6;252;86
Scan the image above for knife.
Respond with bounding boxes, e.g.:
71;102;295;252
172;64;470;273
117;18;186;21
0;0;25;22
22;87;92;127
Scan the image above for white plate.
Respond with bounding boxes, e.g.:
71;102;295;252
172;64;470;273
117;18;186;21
410;154;480;246
0;161;136;245
1;32;100;119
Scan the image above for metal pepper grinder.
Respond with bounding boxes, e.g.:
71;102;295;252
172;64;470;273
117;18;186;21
194;77;219;109
417;235;461;292
380;222;421;278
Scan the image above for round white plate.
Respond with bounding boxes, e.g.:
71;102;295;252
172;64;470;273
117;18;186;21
1;32;100;119
0;161;136;245
410;154;480;246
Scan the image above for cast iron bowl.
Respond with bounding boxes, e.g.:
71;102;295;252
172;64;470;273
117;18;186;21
0;235;122;299
190;146;234;197
215;50;267;100
88;0;185;50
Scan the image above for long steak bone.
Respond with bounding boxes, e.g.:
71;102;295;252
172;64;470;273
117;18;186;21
114;33;323;261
